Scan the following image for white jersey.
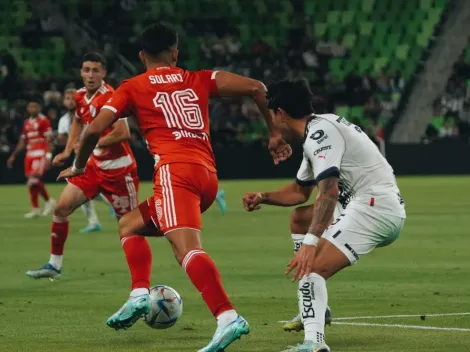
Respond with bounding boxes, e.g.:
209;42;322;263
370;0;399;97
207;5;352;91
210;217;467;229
296;113;406;218
57;113;72;135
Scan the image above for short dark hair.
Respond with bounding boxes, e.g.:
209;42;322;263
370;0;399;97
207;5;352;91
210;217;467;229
28;96;43;105
141;22;178;57
82;52;107;69
267;78;314;119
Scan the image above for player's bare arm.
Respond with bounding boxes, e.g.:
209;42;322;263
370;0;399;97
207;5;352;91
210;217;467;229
96;119;130;148
57;109;116;180
243;181;314;211
53;117;83;167
286;176;339;281
215;71;292;164
7;137;25;168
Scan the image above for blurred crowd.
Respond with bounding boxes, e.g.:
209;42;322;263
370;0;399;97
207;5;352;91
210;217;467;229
0;2;407;152
423;52;470;143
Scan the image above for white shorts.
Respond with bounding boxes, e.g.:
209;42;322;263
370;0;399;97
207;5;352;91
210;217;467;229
322;202;405;265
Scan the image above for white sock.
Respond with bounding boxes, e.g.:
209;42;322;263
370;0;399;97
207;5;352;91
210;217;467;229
130;288;149;297
217;309;238;328
81;201;99;225
292;234;305;253
49;254;63;270
298;273;328;344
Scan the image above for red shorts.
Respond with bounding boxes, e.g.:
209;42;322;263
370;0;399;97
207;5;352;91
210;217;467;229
24;154;47;177
68;165;139;217
140;163;218;234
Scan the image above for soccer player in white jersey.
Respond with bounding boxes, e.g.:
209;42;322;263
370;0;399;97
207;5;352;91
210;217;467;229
243;79;406;352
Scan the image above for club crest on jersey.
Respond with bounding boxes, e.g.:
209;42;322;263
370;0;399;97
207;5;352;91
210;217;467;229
80;107;85;114
89;105;97;117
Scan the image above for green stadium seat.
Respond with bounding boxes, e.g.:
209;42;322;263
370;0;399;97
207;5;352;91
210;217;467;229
342;33;356;48
396;44;410;60
327;24;342;41
341;10;355;25
327;11;341;25
314;23;327;37
374;57;389;73
305;1;315;16
362;0;375;13
350;106;363;119
359;22;374;36
435;0;447;9
335;105;350;117
420;0;433;10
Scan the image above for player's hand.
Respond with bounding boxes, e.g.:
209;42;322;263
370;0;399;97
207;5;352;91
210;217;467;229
242;192;264;212
285;244;317;282
56;166;84;181
268;133;292;165
52;151;70;167
6;155;15;168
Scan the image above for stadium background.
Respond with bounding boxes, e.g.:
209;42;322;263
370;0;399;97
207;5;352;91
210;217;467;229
1;0;469;183
1;1;470;352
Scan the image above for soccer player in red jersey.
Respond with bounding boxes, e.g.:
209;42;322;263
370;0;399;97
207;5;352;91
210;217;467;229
7;98;56;218
60;24;291;352
26;53;146;280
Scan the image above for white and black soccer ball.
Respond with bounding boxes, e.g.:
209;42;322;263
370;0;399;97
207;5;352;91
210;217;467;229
142;285;183;329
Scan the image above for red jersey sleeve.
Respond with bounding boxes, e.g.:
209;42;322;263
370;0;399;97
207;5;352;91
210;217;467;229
197;70;219;95
102;80;133;118
74;92;82;120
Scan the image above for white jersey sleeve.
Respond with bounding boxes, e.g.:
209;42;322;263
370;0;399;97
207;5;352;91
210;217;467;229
57;114;71;135
296;154;316;187
304;120;345;182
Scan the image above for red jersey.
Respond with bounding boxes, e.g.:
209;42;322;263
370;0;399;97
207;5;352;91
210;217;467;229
102;67;217;172
75;82;136;175
22;114;52;157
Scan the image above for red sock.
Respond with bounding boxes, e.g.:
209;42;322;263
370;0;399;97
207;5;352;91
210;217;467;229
28;185;39;209
51;216;69;255
182;249;234;317
121;235;152;290
37;181;50;201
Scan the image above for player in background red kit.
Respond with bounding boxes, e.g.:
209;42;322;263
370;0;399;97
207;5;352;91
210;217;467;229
26;53;146;281
60;24;291;352
7;98;56;218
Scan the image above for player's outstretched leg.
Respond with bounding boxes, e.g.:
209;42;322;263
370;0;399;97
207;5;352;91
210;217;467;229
106;206;154;330
284;240;349;352
283;206;333;332
215;189;227;215
37;180;55;216
24;178;41;218
79;201;102;233
166;229;249;352
26;183;88;279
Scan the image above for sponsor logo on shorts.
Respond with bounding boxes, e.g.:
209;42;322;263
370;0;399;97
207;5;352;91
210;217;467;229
299;281;315;319
155;199;163;222
172;130;209;141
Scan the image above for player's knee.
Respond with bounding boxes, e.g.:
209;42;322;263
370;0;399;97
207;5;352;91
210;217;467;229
53;200;74;218
27;177;39;187
118;215;131;237
290;205;312;234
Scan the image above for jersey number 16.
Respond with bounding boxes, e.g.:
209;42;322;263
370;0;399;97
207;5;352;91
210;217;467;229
153;88;205;130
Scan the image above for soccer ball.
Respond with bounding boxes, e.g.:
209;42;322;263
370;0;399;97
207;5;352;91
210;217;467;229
142;285;183;329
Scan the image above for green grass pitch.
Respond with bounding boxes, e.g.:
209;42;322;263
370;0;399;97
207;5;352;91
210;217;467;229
1;177;470;352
